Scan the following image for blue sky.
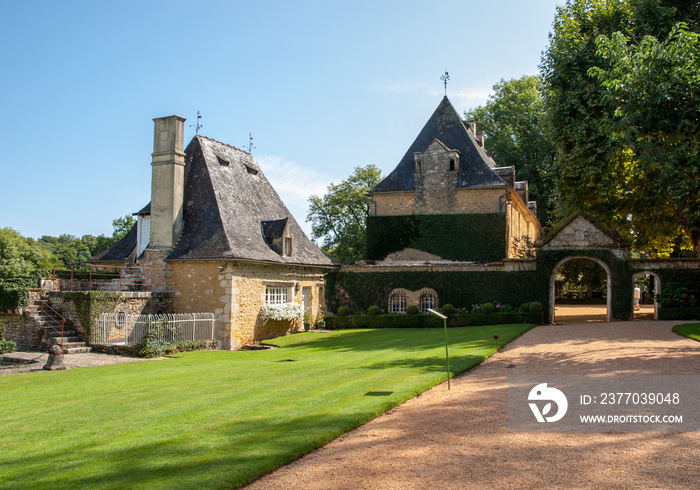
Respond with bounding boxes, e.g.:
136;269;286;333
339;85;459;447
1;0;562;240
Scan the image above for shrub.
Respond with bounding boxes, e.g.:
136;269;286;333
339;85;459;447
518;302;531;313
406;305;420;315
529;302;543;313
368;305;382;315
441;304;456;315
0;338;17;354
337;306;350;317
481;302;496;314
656;282;697;308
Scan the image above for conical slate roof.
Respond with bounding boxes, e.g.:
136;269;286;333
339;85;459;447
371;96;507;193
166;136;335;267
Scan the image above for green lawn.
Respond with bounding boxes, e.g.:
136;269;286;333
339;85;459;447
1;325;534;489
672;323;700;342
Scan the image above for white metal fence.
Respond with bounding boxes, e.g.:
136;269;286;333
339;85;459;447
93;312;216;345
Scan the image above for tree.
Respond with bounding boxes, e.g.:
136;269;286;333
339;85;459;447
540;0;699;255
307;165;383;265
465;75;555;225
590;24;700;255
112;214;136;242
0;228;54;280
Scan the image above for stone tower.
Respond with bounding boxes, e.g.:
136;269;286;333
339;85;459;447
150;115;186;249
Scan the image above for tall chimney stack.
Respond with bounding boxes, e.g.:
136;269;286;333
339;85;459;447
150;115;186;249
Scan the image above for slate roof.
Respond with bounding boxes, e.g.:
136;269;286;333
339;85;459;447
165;136;335;267
90;223;137;262
371;96;507;193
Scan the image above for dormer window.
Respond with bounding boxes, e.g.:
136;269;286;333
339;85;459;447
449;159;456;171
283;237;293;257
245;164;258;175
217;156;230;166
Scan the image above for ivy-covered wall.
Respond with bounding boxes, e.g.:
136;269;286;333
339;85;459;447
327;267;547;317
366;213;507;262
328;250;700;324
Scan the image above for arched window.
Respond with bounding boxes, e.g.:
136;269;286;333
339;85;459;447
389;290;407;314
419;290;438;313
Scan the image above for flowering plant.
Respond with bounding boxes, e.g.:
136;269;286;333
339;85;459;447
260;303;303;324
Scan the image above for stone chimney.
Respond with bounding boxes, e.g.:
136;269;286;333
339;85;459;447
150;115;186;249
466;120;476;133
476;132;485;147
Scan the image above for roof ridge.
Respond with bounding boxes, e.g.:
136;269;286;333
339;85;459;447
196;135;251;155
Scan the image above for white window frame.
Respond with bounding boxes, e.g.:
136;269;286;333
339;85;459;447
390;291;407;314
283;237;292;257
266;287;289;305
419;290;437;313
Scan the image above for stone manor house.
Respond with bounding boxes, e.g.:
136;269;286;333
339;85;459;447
92;115;335;350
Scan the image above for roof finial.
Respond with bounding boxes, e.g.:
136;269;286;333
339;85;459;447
246;132;256;153
190;111;203;135
440;70;450;96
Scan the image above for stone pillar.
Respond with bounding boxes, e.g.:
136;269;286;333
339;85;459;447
43;344;66;371
150;115;187;249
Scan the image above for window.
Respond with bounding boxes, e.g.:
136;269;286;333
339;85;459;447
449;159;455;171
217;156;230;166
283;237;292;257
136;217;150;256
389;290;407;314
245;164;258;175
416;160;422;174
266;287;289;304
419;290;438;313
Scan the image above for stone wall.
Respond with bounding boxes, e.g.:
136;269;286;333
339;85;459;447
413;140;460;214
2;290;45;350
507;192;541;258
170;261;327;349
373;192;414;216
45;292;173;341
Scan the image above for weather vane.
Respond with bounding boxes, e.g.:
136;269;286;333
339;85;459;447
246;132;256;153
190;111;203;135
440;71;450;96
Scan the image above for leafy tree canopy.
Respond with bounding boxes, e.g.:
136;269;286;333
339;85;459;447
590;23;700;255
541;0;699;256
307;165;383;265
0;228;54;280
465;75;555;225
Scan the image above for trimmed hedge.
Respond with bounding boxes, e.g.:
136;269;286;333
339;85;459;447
366;213;507;262
326;312;544;329
658;308;700;321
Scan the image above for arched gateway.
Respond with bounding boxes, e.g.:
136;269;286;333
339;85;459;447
538;214;629;323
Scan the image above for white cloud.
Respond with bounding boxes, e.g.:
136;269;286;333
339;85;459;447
256;155;338;237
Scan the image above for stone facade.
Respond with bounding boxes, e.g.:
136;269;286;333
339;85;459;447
373;192;414;216
506;194;540;258
170;260;326;349
413;139;461;214
540;214;625;258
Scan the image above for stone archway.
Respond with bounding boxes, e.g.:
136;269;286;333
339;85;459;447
632;271;661;320
549;256;612;324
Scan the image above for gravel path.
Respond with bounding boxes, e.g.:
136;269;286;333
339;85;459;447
249;320;700;489
0;350;151;375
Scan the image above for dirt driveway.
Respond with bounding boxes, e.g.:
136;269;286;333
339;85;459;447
249;320;700;489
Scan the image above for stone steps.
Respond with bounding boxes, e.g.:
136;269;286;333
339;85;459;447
28;296;92;355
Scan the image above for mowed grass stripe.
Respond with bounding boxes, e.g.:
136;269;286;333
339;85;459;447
0;325;533;489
